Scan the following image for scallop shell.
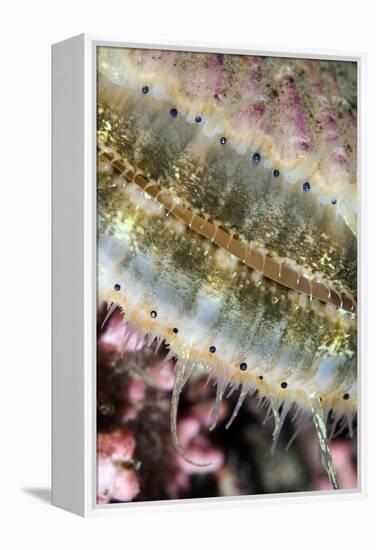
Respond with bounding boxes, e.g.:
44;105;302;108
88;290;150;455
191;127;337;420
97;46;357;488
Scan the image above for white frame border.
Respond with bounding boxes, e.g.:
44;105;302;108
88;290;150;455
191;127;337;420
52;33;366;517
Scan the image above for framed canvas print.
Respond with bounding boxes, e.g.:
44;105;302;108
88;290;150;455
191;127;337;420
52;35;364;516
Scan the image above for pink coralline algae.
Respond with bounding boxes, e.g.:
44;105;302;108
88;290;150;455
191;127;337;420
97;428;139;504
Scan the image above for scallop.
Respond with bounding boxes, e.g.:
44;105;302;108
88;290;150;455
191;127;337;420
97;47;357;489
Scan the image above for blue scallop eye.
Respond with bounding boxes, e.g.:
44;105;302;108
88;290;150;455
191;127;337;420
142;86;149;94
195;116;202;123
252;153;261;164
220;136;227;145
331;199;337;205
273;169;280;177
170;108;178;117
209;346;216;353
303;182;311;192
239;362;248;371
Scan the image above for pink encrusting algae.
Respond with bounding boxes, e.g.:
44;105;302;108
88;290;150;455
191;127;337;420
96;47;357;497
97;428;139;503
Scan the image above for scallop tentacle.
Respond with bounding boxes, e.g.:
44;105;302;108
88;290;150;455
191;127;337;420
171;359;212;468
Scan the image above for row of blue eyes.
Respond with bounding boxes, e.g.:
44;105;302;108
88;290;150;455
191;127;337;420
141;85;337;202
110;291;350;400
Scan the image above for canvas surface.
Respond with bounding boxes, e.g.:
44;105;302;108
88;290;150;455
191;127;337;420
96;46;357;503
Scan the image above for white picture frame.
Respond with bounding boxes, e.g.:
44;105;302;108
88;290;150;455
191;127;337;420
52;34;366;517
